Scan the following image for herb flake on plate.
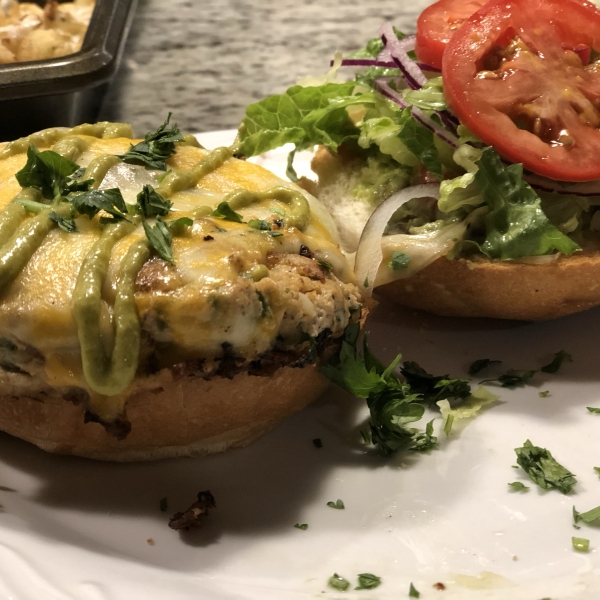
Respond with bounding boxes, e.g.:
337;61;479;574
327;499;345;509
356;573;382;590
328;573;350;591
468;358;501;376
294;523;308;530
508;482;529;492
572;537;590;552
541;350;572;374
409;582;420;597
515;440;576;494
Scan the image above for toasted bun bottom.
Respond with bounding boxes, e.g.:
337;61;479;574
379;250;600;320
0;366;328;461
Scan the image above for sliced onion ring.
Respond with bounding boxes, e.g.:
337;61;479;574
355;184;440;295
379;24;427;90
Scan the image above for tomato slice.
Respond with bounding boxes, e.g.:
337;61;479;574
443;0;600;182
415;0;487;69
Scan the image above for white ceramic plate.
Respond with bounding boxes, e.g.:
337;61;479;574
0;130;598;600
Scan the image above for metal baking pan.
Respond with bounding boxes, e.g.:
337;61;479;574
0;0;137;141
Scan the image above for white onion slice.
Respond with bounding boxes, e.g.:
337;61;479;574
355;184;440;295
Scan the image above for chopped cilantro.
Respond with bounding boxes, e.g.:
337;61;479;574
248;219;271;231
572;537;590;552
136;184;172;217
401;361;471;404
388;251;410;271
119;113;184;170
15;145;92;201
70;188;129;221
409;582;420;598
328;574;350;591
541;350;572;374
312;438;323;448
294;523;308;530
49;211;76;232
573;504;600;525
539;391;551;398
468;359;501;376
327;499;345;509
316;257;333;270
167;217;193;236
595;467;600;478
211;201;244;223
482;369;536;388
143;216;174;262
356;573;381;590
587;407;600;414
268;231;283;237
515;440;576;494
410;419;437;452
508;482;529;492
159;497;168;512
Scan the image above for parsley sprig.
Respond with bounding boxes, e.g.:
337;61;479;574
119;113;185;170
319;325;471;456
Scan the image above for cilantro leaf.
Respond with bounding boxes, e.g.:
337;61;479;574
389;251;410;271
468;359;502;376
539;390;551;398
143;216;174;262
356;573;381;590
594;467;600;478
211;201;244;223
15;145;84;200
136;184;172;217
508;482;529;492
70;188;129;221
573;504;600;525
326;499;345;509
294;523;308;530
119;113;184;170
409;582;420;598
328;574;350;591
481;369;536;388
541;350;572;374
587;407;600;414
49;211;76;233
248;219;272;231
401;361;471;403
515;440;576;494
474;148;581;260
410;419;438;453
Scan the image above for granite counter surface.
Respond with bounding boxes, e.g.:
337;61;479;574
100;0;431;135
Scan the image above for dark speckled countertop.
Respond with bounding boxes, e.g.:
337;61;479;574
99;0;431;135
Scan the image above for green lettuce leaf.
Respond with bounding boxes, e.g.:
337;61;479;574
437;386;499;428
238;82;360;156
403;77;447;112
475;148;581;260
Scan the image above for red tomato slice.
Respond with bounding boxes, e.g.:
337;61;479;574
443;0;600;182
415;0;487;69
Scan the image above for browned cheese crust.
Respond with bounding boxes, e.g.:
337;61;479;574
377;250;600;321
0;364;329;461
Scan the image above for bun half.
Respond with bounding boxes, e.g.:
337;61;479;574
0;365;328;461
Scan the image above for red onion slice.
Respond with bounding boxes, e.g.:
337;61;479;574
374;78;459;148
355;183;440;295
334;58;397;68
379;24;427;90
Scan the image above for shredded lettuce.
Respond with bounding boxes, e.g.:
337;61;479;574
474;148;581;260
437;386;499;422
403;77;448;112
358;117;418;166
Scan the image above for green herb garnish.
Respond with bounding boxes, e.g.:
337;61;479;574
159;497;168;512
248;219;271;230
211;201;244;223
539;391;551;398
409;582;420;598
16;145;92;201
508;482;529;492
49;211;76;233
482;369;536;388
541;350;572;374
119;113;184;170
70;188;129;221
316;257;333;270
143;216;174;262
587;407;600;414
410;419;437;452
268;231;283;238
572;537;590;552
294;523;308;530
355;573;381;590
328;573;350;591
327;499;345;510
468;359;501;376
595;467;600;478
388;251;410;271
573;504;600;525
136;184;172;217
515;440;576;494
